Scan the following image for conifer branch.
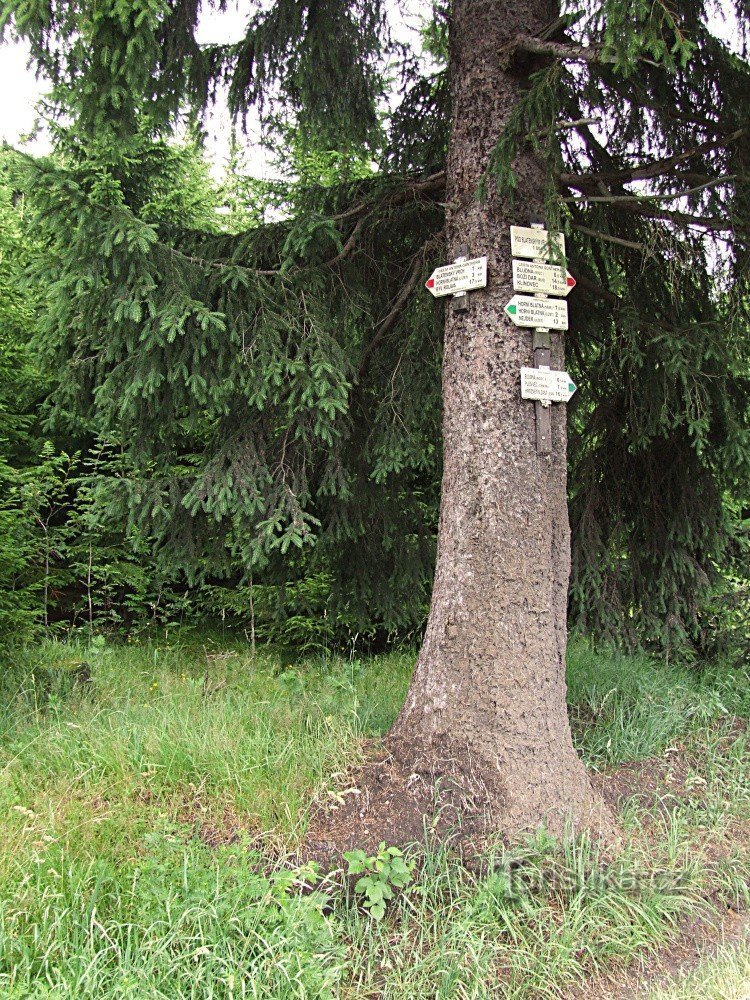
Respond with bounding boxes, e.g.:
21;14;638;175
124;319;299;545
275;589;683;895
328;172;446;223
562;175;736;205
616;204;736;230
161;176;443;279
358;241;437;380
165;243;281;278
572;225;647;251
560;131;745;189
572;273;621;306
552;117;603;133
326;216;367;267
325;174;445;268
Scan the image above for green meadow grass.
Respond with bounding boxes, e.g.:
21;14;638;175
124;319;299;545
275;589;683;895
0;635;748;998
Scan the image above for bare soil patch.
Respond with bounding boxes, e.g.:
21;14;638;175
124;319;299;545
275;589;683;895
592;749;697;815
303;733;505;867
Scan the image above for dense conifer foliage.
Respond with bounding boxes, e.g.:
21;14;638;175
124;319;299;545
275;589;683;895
0;1;748;655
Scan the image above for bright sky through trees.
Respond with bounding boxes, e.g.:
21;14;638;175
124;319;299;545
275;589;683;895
0;0;429;174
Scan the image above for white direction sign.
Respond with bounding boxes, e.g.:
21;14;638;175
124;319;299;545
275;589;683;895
505;295;568;330
512;259;576;297
510;225;565;261
425;256;487;298
521;367;577;403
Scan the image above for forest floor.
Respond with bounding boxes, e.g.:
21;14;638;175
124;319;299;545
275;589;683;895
0;634;748;998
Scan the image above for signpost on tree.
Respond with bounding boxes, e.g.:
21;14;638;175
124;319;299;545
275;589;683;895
506;221;577;451
504;294;569;329
512;260;576;297
521;368;577;403
509;225;566;260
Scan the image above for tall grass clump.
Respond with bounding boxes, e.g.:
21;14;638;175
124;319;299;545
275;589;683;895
567;642;750;765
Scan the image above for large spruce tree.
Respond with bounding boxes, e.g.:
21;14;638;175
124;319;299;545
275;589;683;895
3;0;748;836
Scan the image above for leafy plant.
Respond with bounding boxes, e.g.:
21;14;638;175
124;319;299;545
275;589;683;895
343;843;414;920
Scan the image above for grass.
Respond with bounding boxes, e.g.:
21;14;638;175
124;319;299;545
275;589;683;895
0;634;748;998
567;642;750;765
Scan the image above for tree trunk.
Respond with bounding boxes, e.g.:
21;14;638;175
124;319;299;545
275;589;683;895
391;0;609;838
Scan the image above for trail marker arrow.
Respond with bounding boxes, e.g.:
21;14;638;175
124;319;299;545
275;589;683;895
520;367;577;403
512;259;576;297
510;226;565;261
425;255;487;298
505;295;568;330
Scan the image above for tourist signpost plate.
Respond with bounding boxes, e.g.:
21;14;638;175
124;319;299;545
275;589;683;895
520;367;576;403
509;226;565;261
512;259;576;297
425;255;487;298
504;295;568;330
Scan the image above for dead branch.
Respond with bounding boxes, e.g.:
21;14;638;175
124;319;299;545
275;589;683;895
506;34;605;64
357;245;435;381
562;175;736;205
572;224;648;251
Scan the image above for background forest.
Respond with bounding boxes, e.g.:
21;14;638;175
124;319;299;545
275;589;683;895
1;128;748;659
0;1;749;663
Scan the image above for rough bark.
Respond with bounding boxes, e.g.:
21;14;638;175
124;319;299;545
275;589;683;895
390;0;612;839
